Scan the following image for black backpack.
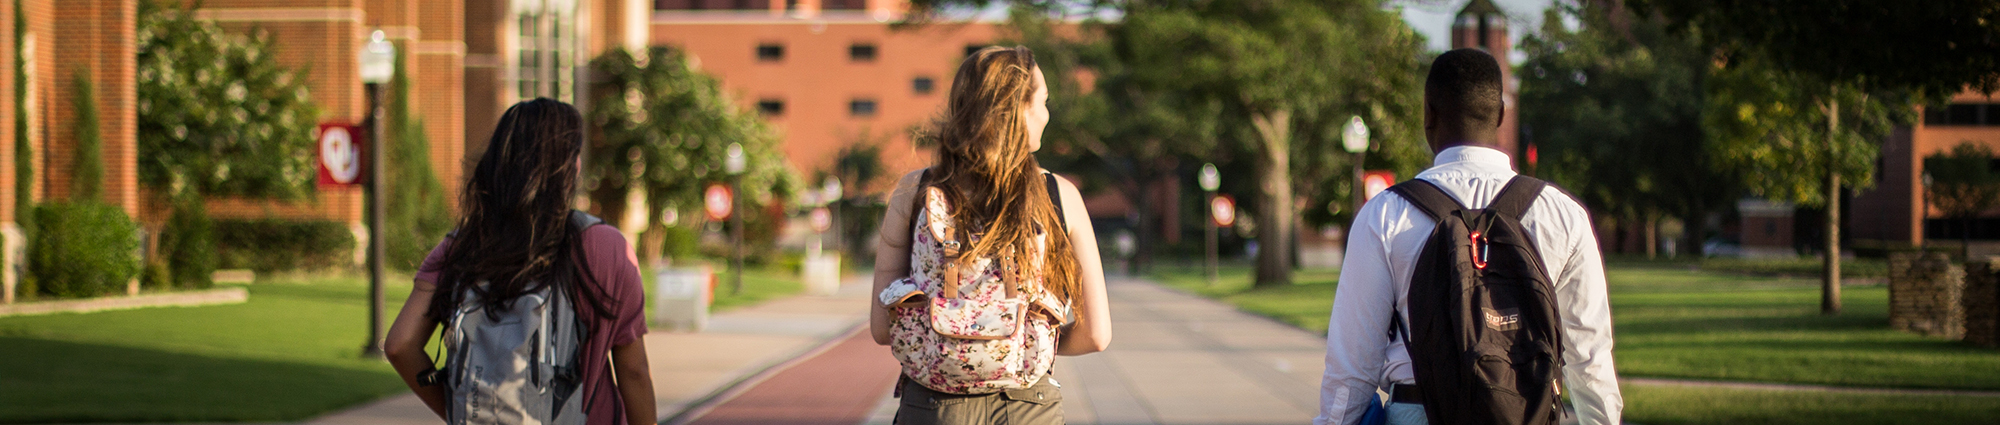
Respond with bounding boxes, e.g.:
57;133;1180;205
1386;176;1566;425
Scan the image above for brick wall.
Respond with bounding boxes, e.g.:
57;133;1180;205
44;0;138;216
1889;251;1966;338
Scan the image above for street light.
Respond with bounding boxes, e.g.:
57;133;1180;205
358;30;394;360
725;142;745;295
822;176;842;252
1199;163;1221;286
1341;116;1370;221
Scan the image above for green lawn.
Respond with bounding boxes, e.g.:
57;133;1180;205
1150;259;2000;424
0;261;805;423
0;274;408;422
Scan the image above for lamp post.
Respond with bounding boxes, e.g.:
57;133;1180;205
1341;116;1370;219
725;142;746;295
1199;163;1221;286
823;176;842;253
358;30;394;360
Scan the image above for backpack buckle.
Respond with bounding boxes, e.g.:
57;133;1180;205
1469;231;1489;269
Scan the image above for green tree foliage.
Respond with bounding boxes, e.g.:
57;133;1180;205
1518;1;1732;256
1923;142;2000;253
136;0;326;284
71;72;103;201
382;46;455;270
10;0;28;299
588;47;797;263
135;0;320;201
1085;0;1426;286
1637;0;1999;314
1705;59;1902;207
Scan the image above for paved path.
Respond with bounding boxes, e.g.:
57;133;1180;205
691;277;1333;425
308;276;875;425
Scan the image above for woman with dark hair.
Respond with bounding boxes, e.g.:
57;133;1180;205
870;46;1111;425
385;98;656;425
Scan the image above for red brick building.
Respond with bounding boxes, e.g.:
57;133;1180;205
1852;89;2000;248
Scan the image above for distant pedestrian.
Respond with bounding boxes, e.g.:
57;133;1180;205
1316;49;1622;425
385;98;656;425
870;45;1113;425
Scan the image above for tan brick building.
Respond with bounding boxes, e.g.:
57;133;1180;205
0;0;652;300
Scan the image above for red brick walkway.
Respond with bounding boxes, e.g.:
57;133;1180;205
685;329;901;425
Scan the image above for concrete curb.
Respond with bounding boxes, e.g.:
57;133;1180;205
0;286;249;317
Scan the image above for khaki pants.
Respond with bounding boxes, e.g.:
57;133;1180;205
895;376;1064;425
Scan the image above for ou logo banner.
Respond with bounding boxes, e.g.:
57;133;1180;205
317;123;364;186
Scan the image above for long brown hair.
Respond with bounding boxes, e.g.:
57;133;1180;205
927;46;1080;304
427;98;609;322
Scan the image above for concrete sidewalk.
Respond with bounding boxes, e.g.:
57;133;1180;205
306;276;874;425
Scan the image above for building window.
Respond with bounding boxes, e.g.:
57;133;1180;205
965;44;992;58
757;99;785;116
912;77;935;95
850;99;878;117
823;0;864;9
515;6;577;103
850;43;878;62
757;44;785;62
1926;103;2000;126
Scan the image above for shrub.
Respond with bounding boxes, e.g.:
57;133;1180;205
213;219;356;273
30;202;141;298
158;200;216;289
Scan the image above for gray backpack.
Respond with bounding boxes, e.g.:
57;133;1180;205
436;211;601;425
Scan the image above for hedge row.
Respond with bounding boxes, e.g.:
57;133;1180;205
214;219;356;273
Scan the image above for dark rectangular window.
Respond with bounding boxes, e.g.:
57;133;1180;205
1929;103;2000;126
756;44;785;62
912;77;935;95
824;0;865;9
849;43;878;62
757;99;785;116
965;44;992;58
850;99;878;117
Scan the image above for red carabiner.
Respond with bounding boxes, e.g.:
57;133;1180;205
1469;231;1489;270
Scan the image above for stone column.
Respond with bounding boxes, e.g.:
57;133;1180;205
1889;251;1966;338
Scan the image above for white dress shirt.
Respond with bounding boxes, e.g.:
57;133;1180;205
1314;145;1623;425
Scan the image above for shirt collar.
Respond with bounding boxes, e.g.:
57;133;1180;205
1431;145;1515;172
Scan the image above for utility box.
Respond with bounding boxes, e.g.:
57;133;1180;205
803;253;841;296
655;265;714;332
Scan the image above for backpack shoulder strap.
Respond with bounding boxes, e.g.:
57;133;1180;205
568;210;605;232
1384;178;1464;221
1487;176;1548;221
1044;172;1068;233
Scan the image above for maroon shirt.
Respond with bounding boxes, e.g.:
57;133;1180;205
415;225;649;425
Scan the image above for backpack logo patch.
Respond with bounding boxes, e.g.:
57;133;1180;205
1483;308;1521;331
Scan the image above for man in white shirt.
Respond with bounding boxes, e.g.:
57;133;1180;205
1315;48;1623;425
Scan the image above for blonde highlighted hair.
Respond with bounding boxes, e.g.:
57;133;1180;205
924;45;1080;304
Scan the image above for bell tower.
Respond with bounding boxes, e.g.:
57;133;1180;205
1451;0;1519;162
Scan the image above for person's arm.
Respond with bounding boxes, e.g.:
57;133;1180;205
1315;195;1400;425
1550;197;1623;425
385;241;455;420
612;337;657;424
870;170;924;345
1052;175;1111;355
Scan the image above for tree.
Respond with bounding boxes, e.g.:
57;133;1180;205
588;47;797;265
136;0;323;285
1924;142;2000;258
1638;0;2000;314
381;44;455;270
1099;0;1425;286
1519;0;1734;258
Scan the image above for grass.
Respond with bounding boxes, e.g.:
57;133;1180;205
0;260;807;423
1149;259;2000;424
0;274;409;422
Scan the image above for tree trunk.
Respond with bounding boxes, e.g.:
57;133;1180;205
1644;212;1658;259
1822;93;1843;315
1251;109;1294;287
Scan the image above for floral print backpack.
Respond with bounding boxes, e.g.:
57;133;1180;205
880;172;1071;394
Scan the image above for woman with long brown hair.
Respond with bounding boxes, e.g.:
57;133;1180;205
870;45;1111;425
384;99;656;425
